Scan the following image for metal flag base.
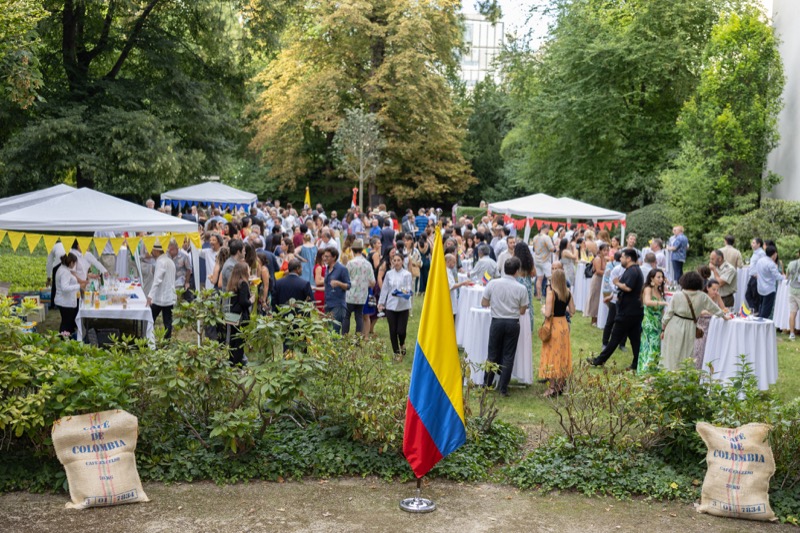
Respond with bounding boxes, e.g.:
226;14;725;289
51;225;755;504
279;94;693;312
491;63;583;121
399;478;436;513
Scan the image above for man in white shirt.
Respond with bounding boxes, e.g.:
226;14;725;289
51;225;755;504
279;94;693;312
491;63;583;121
70;240;108;283
495;236;516;275
641;252;656;283
470;244;498;280
147;243;177;339
481;257;529;396
446;254;473;322
317;229;340;253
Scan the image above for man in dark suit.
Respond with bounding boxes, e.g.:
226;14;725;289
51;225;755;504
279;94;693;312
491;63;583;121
273;258;313;310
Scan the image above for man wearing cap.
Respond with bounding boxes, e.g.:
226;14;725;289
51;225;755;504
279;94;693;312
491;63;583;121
147;243;177;339
344;239;375;336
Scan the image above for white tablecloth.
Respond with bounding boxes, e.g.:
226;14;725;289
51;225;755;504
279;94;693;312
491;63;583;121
574;263;588;313
462;307;533;386
458;272;468;284
76;285;154;343
455;285;485;346
773;279;799;330
597;299;609;329
703;317;778;391
734;266;750;313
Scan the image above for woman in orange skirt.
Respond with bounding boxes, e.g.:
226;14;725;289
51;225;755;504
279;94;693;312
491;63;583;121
539;269;576;397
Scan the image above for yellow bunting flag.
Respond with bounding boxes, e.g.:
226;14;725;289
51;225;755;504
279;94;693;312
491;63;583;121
141;236;158;253
42;234;61;254
26;233;42;254
109;237;126;255
126;236;141;253
7;231;24;251
93;237;109;254
159;233;173;251
189;233;202;249
0;230;6;245
75;236;93;254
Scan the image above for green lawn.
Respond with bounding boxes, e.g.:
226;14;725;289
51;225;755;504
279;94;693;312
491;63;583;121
7;249;798;436
371;291;800;435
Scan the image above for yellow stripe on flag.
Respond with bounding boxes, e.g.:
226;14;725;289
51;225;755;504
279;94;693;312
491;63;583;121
109;237;126;255
7;231;24;251
141;236;158;253
416;225;465;425
26;233;42;254
76;236;93;254
42;234;60;254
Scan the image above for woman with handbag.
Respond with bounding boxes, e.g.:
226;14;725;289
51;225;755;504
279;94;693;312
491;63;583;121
661;271;728;371
637;269;668;374
402;233;422;292
538;269;575;397
226;262;255;367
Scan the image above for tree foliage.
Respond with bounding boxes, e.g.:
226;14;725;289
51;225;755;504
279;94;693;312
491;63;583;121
0;0;287;199
332;107;385;212
0;0;46;108
501;0;725;211
249;0;474;205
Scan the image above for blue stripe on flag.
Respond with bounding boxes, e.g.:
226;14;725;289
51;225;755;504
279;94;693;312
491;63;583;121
407;343;466;457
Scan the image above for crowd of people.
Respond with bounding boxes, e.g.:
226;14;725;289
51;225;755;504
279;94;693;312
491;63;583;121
45;195;791;394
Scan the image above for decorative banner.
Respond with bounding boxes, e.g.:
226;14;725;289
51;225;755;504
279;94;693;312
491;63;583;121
189;233;202;249
7;231;24;251
159;233;173;251
109;237;126;255
93;237;109;254
75;236;94;254
0;229;7;245
42;234;61;254
26;233;42;254
141;236;158;253
126;236;141;253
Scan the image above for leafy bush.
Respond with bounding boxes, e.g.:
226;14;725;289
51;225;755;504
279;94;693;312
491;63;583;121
626;203;673;243
704;199;800;259
0;254;47;292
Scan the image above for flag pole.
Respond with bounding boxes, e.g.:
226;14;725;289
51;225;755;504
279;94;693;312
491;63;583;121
399;477;436;513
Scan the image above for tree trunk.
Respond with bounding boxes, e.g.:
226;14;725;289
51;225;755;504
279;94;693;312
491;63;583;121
76;165;95;189
358;175;364;213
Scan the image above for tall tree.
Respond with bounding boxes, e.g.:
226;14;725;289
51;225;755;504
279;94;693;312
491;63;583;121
332;107;385;212
0;0;46;108
0;1;286;199
249;0;473;206
501;0;723;211
662;6;783;242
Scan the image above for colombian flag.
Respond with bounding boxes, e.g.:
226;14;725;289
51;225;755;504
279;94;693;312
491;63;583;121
740;303;753;318
403;225;466;478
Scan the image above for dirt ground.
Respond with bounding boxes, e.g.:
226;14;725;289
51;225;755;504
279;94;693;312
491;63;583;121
0;478;791;533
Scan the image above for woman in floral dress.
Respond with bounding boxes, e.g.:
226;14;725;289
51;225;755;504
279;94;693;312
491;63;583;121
638;268;668;374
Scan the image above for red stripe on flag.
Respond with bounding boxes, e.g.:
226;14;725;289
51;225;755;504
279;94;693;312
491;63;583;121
403;399;443;478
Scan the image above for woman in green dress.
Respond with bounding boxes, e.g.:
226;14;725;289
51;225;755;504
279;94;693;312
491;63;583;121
638;268;668;373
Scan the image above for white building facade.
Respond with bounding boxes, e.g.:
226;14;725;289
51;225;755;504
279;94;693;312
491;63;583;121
460;14;505;88
764;0;800;201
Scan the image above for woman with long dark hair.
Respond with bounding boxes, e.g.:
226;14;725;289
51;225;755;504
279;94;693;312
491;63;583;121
515;241;535;332
638;268;668;374
226;262;254;366
55;253;87;338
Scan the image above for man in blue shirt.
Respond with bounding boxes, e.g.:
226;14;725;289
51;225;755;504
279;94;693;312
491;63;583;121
322;247;351;334
756;245;783;319
667;225;689;281
415;209;429;237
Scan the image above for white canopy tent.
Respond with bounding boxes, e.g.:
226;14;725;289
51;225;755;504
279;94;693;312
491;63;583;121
0;184;76;215
0;188;199;233
488;193;627;242
161;182;257;212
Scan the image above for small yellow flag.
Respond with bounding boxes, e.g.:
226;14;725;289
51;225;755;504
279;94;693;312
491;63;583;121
76;236;94;254
109;237;126;255
142;236;158;253
93;238;109;255
0;230;6;245
42;234;61;254
7;231;24;251
159;233;173;251
189;233;202;249
126;236;141;253
26;233;42;254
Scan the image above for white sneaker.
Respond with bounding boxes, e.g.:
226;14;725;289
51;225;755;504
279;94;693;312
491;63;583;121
790;333;796;341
